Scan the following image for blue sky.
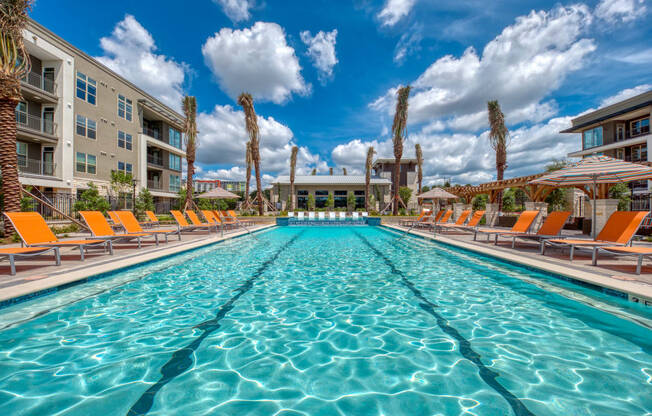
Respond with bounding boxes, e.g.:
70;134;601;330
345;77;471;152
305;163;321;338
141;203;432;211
31;0;652;185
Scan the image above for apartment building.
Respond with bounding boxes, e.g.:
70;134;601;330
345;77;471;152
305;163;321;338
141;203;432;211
185;179;247;194
17;19;185;209
372;158;419;209
564;89;652;210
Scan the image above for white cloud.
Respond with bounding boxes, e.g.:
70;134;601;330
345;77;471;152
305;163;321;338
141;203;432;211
595;0;647;23
371;5;596;131
213;0;253;22
378;0;417;27
300;29;339;84
96;15;188;111
599;84;651;107
202;22;310;104
393;28;422;64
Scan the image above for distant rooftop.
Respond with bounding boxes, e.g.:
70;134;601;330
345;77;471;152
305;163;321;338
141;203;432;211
274;175;391;185
373;158;417;166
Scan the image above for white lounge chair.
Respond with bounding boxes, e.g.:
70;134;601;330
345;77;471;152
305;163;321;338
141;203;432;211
352;212;359;220
297;212;305;220
362;212;368;217
308;212;316;220
329;212;336;220
339;212;346;220
288;212;295;217
318;212;325;220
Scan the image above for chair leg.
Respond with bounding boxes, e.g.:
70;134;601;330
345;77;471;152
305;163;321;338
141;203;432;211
511;237;516;249
592;248;597;266
540;241;546;255
137;237;142;249
570;245;574;261
637;256;642;275
9;255;16;275
54;247;61;266
108;241;114;255
80;246;85;261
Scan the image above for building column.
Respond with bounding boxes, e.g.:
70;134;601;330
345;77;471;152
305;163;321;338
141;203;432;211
485;203;500;226
524;201;548;231
452;202;470;220
588;199;619;236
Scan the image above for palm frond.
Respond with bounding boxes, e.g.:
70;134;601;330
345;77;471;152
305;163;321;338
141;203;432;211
415;143;423;195
0;0;33;100
391;86;411;214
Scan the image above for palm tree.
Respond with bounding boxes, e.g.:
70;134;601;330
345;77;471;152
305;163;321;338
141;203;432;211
289;145;298;210
415;143;423;196
487;100;509;210
311;168;317;175
244;140;252;206
182;96;197;211
329;167;333;175
342;167;347;175
238;93;264;215
391;86;411;215
365;146;375;212
0;0;32;235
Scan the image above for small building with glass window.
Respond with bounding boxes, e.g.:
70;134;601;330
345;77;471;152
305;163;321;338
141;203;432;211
272;175;391;211
564;88;652;210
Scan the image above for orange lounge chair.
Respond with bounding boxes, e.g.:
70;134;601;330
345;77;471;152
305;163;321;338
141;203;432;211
202;210;222;226
213;210;237;229
593;246;652;275
145;211;159;225
219;210;238;225
0;246;60;275
79;211;161;248
474;211;539;243
437;210;471;231
455;210;486;232
107;211;123;228
226;210;254;227
496;211;571;248
418;210;452;229
186;211;218;232
399;210;432;227
170;210;215;232
542;211;648;261
3;212;112;260
113;211;181;241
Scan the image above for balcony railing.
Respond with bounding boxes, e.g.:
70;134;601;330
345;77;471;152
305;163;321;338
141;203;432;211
16;110;56;136
169;184;181;193
143;127;161;140
21;71;57;95
147;179;162;190
18;158;56;176
147;154;164;166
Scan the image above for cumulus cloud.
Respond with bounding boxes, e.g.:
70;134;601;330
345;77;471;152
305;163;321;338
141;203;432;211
378;0;417;27
202;22;310;104
96;15;188;111
371;5;596;130
393;27;422;64
300;29;339;84
595;0;647;23
600;84;651;107
213;0;253;22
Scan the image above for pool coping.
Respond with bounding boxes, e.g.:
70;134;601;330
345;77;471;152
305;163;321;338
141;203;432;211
382;224;652;306
0;224;276;307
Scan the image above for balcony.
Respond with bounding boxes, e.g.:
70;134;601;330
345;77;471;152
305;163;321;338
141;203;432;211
147;179;162;190
18;158;56;176
16;110;56;136
143;126;162;140
21;71;57;95
169;184;181;193
147;154;164;167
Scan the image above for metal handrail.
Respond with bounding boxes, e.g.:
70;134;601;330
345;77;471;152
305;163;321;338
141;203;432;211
147;154;164;166
143;127;161;140
21;71;57;94
15;110;57;135
147;179;162;190
18;158;56;176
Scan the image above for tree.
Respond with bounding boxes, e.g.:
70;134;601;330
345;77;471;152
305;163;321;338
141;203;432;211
501;188;516;212
307;194;315;210
243;141;252;207
311;168;316;175
20;185;33;211
422;185;430;192
182;96;197;211
326;193;334;210
487;100;509;211
392;86;411;215
365;146;375;212
110;170;133;209
135;187;154;220
609;182;631;211
399;187;412;207
176;188;187;210
545;159;570;212
472;193;488;211
238;93;263;215
347;191;356;211
342;167;347;175
289;145;298;210
74;183;110;213
0;0;33;235
415;143;423;196
329;167;333;175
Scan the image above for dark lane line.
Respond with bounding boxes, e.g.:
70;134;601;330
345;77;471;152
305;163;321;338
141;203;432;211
126;231;304;416
354;231;535;416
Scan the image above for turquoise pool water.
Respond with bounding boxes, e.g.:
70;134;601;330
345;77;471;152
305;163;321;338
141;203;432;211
0;226;650;415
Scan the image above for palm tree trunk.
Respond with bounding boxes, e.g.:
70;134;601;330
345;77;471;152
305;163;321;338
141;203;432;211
0;99;20;235
393;162;400;215
253;154;263;215
185;161;194;210
290;180;294;210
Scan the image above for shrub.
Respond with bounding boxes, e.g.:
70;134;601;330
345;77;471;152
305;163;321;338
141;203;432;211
347;192;356;211
134;188;154;220
74;183;110;213
399;187;412;206
307;194;315;210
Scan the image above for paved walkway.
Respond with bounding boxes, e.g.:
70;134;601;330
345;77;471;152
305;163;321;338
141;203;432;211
0;223;274;303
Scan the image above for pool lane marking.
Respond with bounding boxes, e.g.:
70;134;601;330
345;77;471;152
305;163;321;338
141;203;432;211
126;231;305;416
354;231;536;416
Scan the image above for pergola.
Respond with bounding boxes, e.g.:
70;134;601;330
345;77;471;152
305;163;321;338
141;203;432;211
446;173;559;203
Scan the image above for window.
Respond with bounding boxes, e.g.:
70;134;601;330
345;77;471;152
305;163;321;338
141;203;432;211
118;94;133;121
315;190;329;208
76;71;96;105
118;131;133;150
117;161;133;175
170;175;180;192
616;148;625;160
169;127;182;149
297;190;309;209
76;115;96;139
616;124;625;141
16;142;27;167
582;127;603;149
631;118;650;137
169;153;181;171
76;152;96;174
334;190;347;208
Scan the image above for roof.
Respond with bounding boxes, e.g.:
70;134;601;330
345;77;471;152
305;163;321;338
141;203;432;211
373;158;417;166
197;187;241;199
274;175;391;185
561;89;652;133
417;188;459;200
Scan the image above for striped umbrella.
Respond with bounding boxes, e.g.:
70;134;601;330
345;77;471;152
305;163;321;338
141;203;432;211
530;155;652;237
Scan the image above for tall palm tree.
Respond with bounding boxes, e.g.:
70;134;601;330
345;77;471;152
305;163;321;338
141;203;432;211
0;0;32;235
329;167;333;175
244;140;252;206
289;145;298;210
365;146;375;212
182;96;197;211
391;86;411;215
487;100;509;210
415;143;423;196
238;93;264;215
311;168;316;175
342;167;347;175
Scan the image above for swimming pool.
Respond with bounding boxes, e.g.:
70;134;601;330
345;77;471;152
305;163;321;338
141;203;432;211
0;226;650;415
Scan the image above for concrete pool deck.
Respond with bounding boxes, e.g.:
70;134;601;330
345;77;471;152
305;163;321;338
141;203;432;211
0;223;275;304
384;223;652;306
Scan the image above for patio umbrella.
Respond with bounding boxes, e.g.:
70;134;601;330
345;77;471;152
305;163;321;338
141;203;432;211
529;155;652;238
417;188;459;213
197;187;241;199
